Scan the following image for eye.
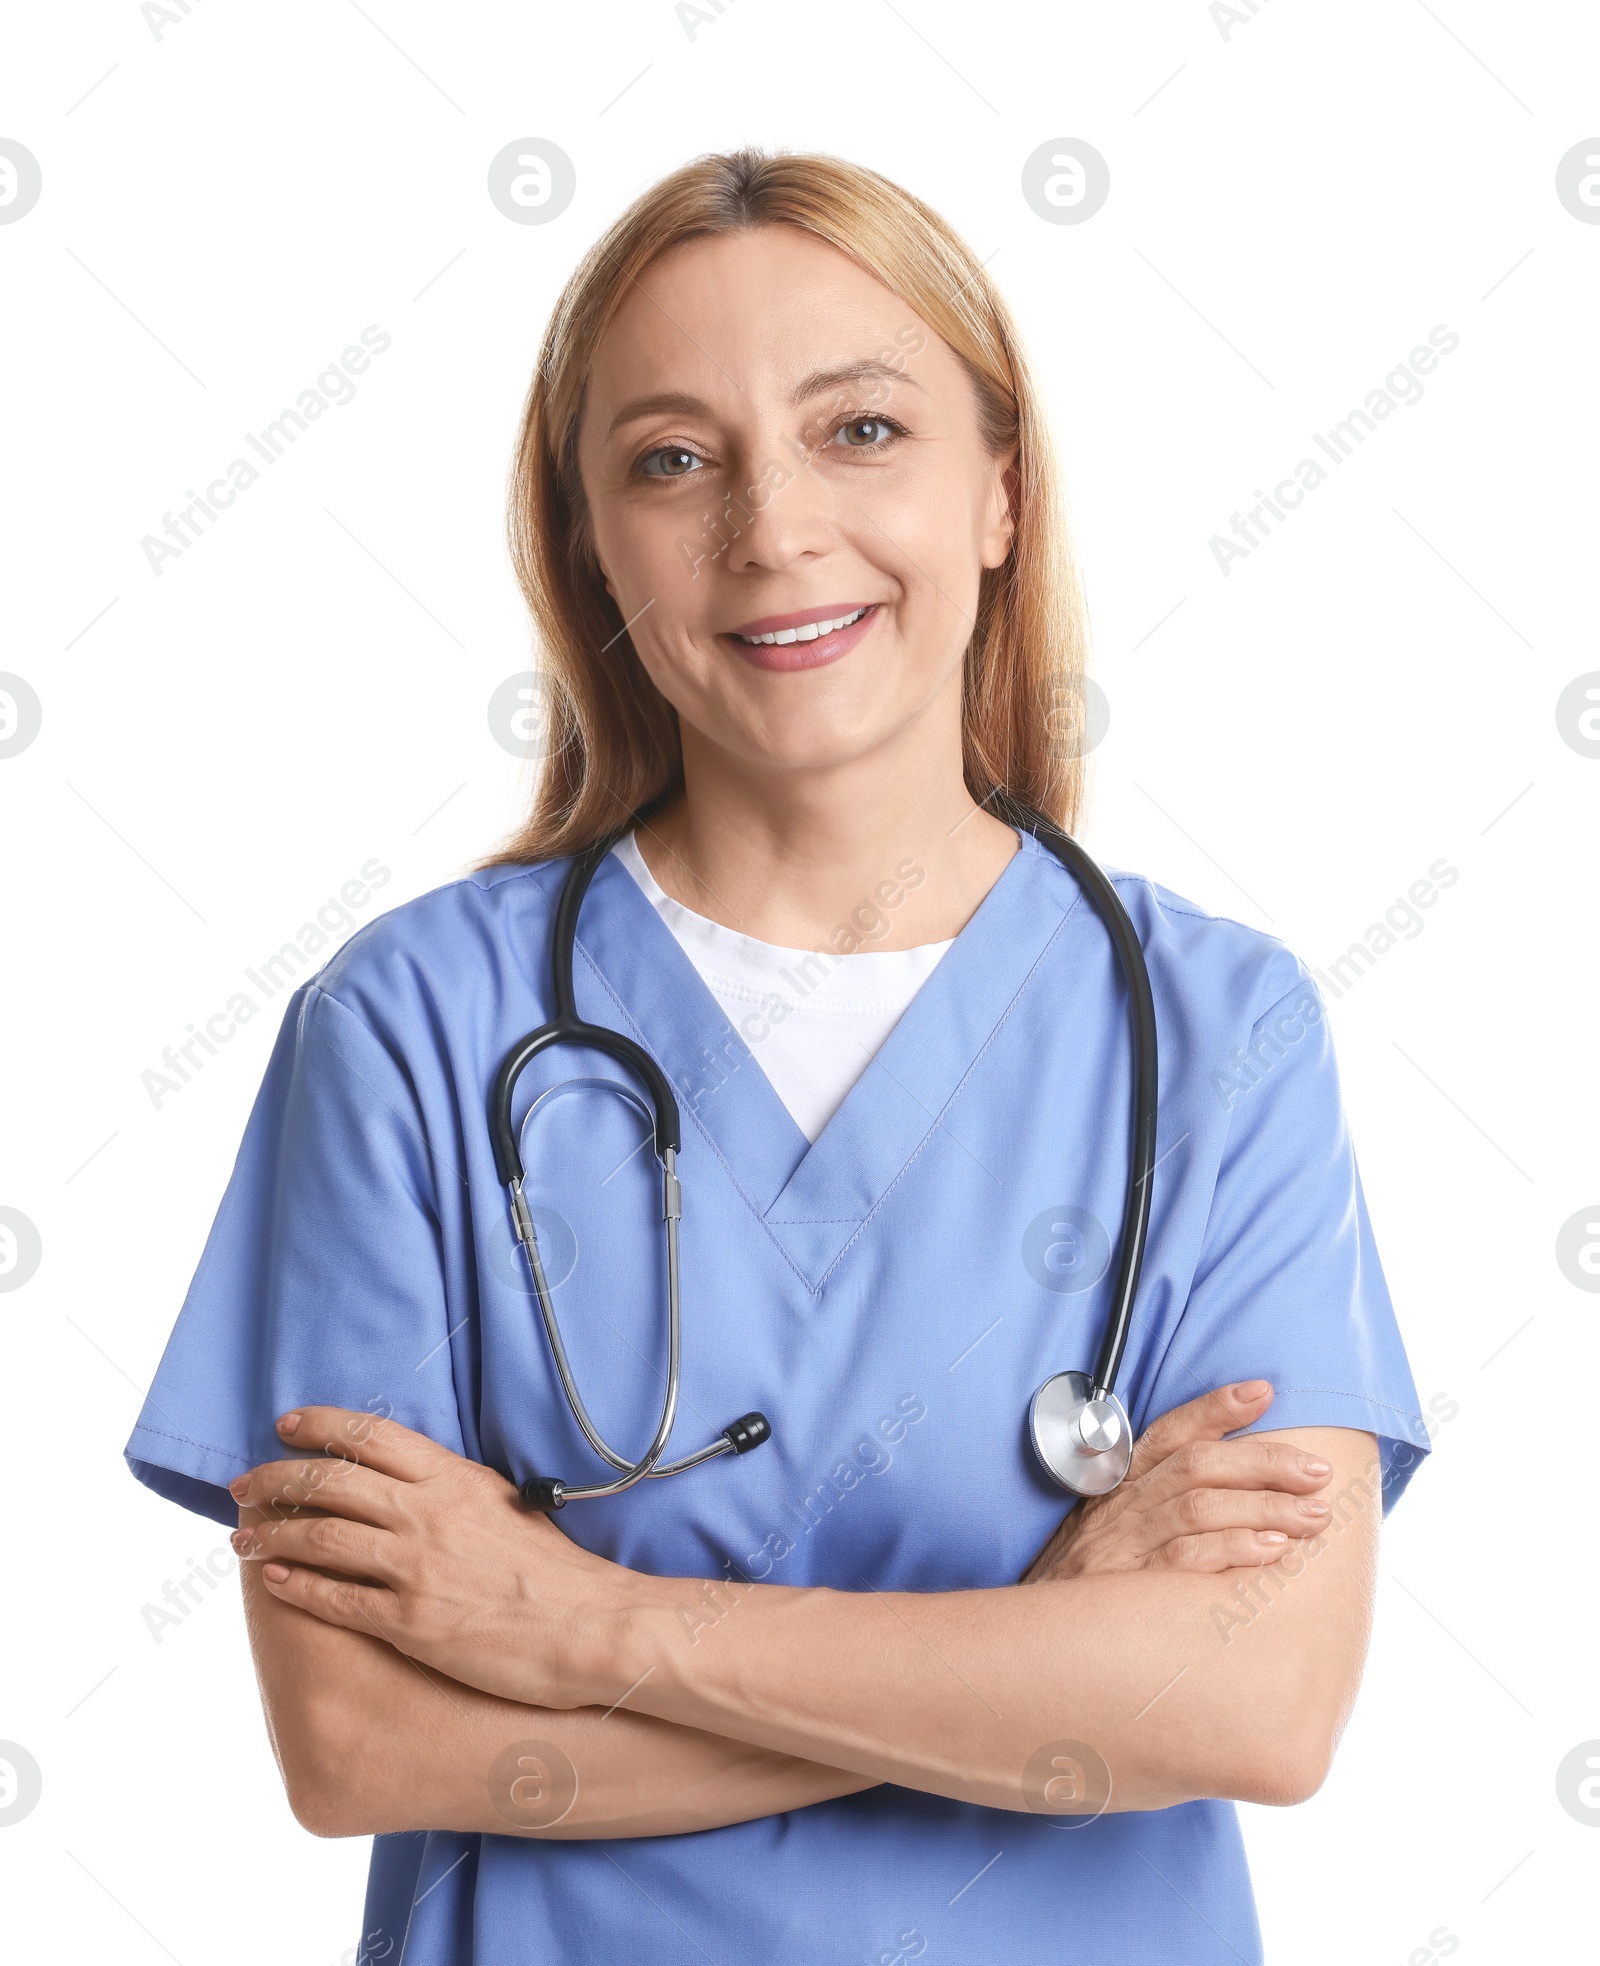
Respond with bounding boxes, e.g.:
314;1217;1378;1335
637;445;706;479
827;416;904;451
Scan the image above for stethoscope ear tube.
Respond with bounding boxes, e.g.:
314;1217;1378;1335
491;1025;680;1184
998;799;1159;1497
1027;816;1158;1402
490;832;682;1189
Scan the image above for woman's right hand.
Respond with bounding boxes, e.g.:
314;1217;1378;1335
1021;1381;1337;1584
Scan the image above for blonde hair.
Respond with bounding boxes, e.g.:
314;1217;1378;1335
477;147;1091;869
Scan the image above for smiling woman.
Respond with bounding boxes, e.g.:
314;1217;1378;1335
493;150;1089;881
124;148;1433;1966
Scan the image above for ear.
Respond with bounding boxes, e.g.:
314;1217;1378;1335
979;449;1019;570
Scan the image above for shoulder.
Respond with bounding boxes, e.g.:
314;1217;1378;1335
1030;841;1344;1139
1020;833;1315;1033
303;856;572;1047
1113;867;1311;1026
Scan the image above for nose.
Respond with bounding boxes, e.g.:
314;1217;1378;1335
719;442;839;576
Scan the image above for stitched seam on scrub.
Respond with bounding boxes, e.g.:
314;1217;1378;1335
573;938;822;1294
771;885;1086;1241
1260;1388;1429;1420
129;1422;251;1468
699;981;933;1015
802;890;1089;1291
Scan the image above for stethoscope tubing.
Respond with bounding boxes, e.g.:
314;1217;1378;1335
493;804;1158;1504
493;828;767;1506
999;801;1159;1403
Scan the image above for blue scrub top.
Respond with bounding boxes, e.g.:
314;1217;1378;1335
125;831;1432;1966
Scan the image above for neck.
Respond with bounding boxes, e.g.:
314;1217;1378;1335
633;706;1018;953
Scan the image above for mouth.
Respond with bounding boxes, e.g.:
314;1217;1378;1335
722;603;880;673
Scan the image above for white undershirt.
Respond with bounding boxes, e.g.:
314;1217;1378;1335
612;832;953;1143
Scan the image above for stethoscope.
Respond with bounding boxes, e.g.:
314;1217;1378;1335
491;800;1157;1511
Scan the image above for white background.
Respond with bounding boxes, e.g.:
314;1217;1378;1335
3;1;1597;1960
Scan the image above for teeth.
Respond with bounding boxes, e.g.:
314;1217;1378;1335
738;606;868;646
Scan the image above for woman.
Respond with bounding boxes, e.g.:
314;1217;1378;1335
125;150;1431;1964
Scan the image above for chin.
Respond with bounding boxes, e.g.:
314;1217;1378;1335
739;711;903;776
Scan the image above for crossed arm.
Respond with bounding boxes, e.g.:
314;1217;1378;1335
235;1384;1383;1840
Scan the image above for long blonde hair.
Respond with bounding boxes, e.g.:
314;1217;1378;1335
478;148;1091;869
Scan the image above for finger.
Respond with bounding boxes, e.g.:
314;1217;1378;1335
1134;1435;1333;1510
1126;1381;1275;1483
1137;1483;1332;1554
231;1454;403;1528
272;1406;458;1483
235;1511;403;1587
1143;1527;1304;1574
255;1555;399;1637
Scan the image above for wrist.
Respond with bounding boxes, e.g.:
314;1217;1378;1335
559;1560;680;1712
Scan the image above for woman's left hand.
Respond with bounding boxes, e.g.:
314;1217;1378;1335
1021;1381;1335;1583
228;1406;629;1709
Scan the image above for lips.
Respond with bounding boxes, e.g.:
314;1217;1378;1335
722;602;881;674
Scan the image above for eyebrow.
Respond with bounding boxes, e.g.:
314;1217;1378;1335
603;360;923;442
789;359;924;405
604;391;716;441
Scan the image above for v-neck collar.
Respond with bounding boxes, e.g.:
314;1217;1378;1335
570;832;1088;1292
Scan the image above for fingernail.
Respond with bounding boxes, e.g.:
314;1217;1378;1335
231;1527;257;1553
1299;1499;1330;1517
1257;1531;1288;1544
1299;1454;1331;1475
228;1475;249;1501
277;1412;302;1437
263;1563;291;1584
1234;1380;1272;1400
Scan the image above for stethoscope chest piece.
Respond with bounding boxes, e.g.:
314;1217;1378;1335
1029;1371;1134;1496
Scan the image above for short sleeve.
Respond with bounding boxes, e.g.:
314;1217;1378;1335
124;982;466;1528
1146;978;1433;1514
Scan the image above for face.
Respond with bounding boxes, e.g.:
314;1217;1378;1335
575;225;1015;780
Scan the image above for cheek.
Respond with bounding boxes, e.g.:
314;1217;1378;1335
864;455;991;602
614;492;732;612
590;530;718;697
866;510;985;661
626;621;723;719
589;496;660;590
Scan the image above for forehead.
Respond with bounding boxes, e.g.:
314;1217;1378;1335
583;225;939;418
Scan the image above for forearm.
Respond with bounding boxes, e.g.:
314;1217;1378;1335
331;1661;874;1841
601;1568;1295;1811
240;1519;873;1838
585;1435;1380;1815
